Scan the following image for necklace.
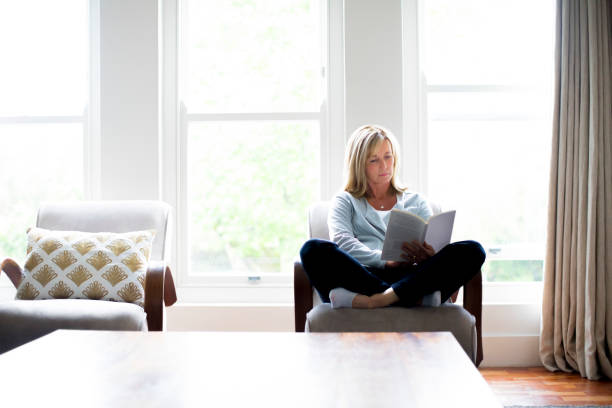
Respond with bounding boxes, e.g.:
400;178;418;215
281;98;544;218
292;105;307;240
369;192;397;211
370;197;388;210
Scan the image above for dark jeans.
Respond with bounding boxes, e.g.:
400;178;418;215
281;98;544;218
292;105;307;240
299;239;486;306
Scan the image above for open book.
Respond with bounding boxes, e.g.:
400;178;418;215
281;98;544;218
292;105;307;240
381;209;456;261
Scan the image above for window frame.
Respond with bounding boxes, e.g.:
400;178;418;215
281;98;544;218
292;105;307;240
162;0;342;303
405;0;553;300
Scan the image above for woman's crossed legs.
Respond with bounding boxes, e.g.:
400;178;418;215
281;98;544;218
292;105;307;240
299;239;485;309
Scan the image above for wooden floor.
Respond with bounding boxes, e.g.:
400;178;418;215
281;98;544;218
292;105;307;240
480;367;612;406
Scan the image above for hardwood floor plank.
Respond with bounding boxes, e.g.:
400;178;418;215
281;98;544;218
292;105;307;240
480;367;612;406
563;396;612;403
530;391;585;396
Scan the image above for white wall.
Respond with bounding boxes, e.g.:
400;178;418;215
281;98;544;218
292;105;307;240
98;0;160;200
344;0;404;136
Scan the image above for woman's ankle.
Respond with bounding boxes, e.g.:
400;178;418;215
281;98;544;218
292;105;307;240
351;294;372;308
351;289;399;309
368;293;388;308
368;289;399;308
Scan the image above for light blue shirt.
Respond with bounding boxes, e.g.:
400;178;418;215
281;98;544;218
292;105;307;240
328;190;433;268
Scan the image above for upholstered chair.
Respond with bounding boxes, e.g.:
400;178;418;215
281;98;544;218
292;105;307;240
0;201;177;354
294;201;483;366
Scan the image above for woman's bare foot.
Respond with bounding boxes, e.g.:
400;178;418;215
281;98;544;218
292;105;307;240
351;287;399;309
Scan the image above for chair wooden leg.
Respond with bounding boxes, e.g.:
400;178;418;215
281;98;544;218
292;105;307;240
463;270;483;366
144;264;177;331
144;263;165;331
294;261;312;332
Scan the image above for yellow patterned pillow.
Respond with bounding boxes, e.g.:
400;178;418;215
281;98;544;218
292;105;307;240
16;227;156;308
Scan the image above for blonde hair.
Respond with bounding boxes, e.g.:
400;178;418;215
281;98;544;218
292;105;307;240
343;124;405;198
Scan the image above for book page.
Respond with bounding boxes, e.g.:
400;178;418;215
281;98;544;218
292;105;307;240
424;210;456;252
381;210;426;261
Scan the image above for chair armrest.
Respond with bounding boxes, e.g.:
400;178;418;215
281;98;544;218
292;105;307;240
1;258;23;288
293;260;313;332
163;266;177;307
144;261;177;331
463;270;483;366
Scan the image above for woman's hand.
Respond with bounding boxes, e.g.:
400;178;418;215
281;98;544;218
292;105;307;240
385;260;410;269
400;240;436;264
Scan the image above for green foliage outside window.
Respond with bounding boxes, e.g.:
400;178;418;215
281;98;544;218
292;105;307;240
484;260;543;282
188;123;319;274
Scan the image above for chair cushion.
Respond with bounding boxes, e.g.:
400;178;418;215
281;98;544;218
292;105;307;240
305;303;477;363
16;227;155;307
0;299;147;354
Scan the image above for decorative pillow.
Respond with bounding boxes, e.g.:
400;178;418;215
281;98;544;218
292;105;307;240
15;227;156;308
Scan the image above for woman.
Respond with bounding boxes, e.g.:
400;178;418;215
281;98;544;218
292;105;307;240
300;124;485;309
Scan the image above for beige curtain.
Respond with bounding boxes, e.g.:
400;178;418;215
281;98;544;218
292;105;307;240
540;0;612;380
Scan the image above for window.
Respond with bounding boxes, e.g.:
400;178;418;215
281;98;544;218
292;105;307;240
422;0;555;282
0;1;88;265
178;0;325;283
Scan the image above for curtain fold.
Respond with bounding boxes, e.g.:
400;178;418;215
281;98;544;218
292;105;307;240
540;0;612;380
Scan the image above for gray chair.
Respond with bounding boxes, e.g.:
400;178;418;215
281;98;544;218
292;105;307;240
294;201;483;365
0;201;177;354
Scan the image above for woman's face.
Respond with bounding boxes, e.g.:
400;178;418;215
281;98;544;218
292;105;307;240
365;139;394;189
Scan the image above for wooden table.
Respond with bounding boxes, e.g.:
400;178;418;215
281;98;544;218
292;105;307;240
0;330;500;407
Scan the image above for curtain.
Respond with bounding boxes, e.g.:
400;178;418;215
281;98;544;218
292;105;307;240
540;0;612;380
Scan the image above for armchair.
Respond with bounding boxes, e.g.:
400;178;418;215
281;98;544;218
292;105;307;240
294;201;483;366
0;201;177;354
